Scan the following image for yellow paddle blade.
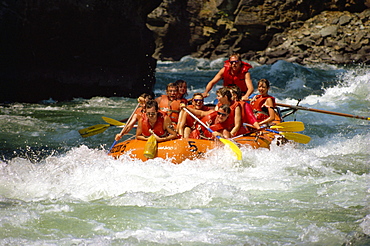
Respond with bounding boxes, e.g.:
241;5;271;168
270;121;305;132
219;138;242;160
102;116;126;126
143;135;158;159
280;132;311;144
78;124;110;138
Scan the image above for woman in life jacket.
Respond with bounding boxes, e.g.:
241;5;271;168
228;85;260;130
250;79;276;125
177;93;210;138
115;93;153;141
214;87;246;137
202;53;254;100
189;104;232;140
136;100;177;142
174;79;188;102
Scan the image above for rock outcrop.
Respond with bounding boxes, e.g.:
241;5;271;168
1;0;369;103
147;0;369;64
1;0;161;102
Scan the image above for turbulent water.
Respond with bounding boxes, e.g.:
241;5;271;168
0;57;369;245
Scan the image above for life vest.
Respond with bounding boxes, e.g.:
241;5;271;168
141;112;167;137
190;112;227;139
250;94;276;122
157;95;183;123
216;101;240;131
223;60;253;93
134;106;145;120
185;105;210;130
239;100;258;125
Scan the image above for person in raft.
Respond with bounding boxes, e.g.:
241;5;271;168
186;87;245;138
189;104;232;140
202;53;254;101
174;79;188;102
136;100;177;142
115;93;153;141
177;93;210;138
250;78;277;126
228;85;260;130
155;82;186;126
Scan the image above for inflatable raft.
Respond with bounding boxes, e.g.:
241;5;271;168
108;131;277;164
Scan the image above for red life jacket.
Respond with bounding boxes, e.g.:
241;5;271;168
216;101;239;131
239;100;258;125
141;112;167;137
250;95;276;122
189;112;228;139
185;105;210;130
223;60;253;93
157;95;183;123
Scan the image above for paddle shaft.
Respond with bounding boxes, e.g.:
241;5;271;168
108;103;140;154
184;108;216;134
121;103;140;131
184;108;242;160
276;103;369;120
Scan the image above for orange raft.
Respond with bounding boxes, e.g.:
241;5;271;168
108;131;277;164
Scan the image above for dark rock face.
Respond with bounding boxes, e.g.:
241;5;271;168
1;0;161;103
147;0;369;64
1;0;369;103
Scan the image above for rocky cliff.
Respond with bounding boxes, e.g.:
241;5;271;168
1;0;369;103
148;0;370;64
1;0;160;102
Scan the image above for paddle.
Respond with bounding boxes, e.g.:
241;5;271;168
243;121;305;133
270;121;305;132
143;133;158;159
276;103;370;121
78;117;129;138
79;124;111;138
265;129;311;144
102;116;126;127
107;103;140;154
183;108;242;160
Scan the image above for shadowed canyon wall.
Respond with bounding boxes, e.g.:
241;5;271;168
1;0;161;102
1;0;369;102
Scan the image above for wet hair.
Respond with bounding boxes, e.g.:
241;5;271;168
192;92;204;99
228;85;242;100
145;100;159;111
175;80;186;86
175;79;188;97
166;82;178;91
216;87;233;101
219;104;231;115
229;53;242;61
139;93;153;100
258;78;270;88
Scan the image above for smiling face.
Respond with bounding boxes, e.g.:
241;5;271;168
177;82;187;97
167;86;178;100
192;95;204;109
145;107;157;121
258;81;269;96
216;108;229;123
229;55;241;72
216;93;228;105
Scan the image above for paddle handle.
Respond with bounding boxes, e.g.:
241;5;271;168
107;140;117;154
276;103;369;120
265;129;279;134
121;103;140;131
183;108;215;133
